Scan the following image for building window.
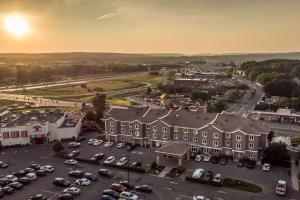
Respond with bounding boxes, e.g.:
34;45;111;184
213;141;218;147
135;124;139;129
146;125;150;129
110;129;114;133
225;140;231;147
202;139;207;145
146;131;151;137
248;143;254;149
121;128;125;133
153;133;157;138
213;133;219;138
236;135;242;142
193;137;198;142
204;148;209;153
2;132;9;139
174;126;178;132
110;122;114;126
153;126;157;131
236;143;241;149
226;133;231;138
129;129;133;134
162;133;167;140
135;131;139;137
183;134;188;141
248;152;255;159
191;146;198;153
202;132;207;138
11;131;19;138
162;127;167;132
193;129;198;134
174;134;178;140
249;135;254;141
214;149;219;153
129;123;133;127
21;131;28;137
120;136;124;141
121;122;125;126
184;128;188;133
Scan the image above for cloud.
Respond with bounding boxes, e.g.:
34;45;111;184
97;7;129;20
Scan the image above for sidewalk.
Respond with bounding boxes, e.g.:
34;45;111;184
157;166;172;178
290;160;299;191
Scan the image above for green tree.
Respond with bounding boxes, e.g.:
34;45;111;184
263;142;290;166
190;90;211;101
92;93;106;122
146;86;152;95
85;110;96;124
52;140;64;152
213;100;227;112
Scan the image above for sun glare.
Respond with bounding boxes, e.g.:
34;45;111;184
3;14;30;37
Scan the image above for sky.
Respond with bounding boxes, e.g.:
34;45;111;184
0;0;300;54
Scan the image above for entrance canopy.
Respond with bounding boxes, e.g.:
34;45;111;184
155;143;190;157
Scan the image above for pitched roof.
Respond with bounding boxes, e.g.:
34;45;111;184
104;107;149;121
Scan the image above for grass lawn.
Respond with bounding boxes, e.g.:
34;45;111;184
106;97;132;107
0;99;26;106
223;178;263;193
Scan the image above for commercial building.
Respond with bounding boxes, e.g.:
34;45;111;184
0;109;83;147
104;107;270;161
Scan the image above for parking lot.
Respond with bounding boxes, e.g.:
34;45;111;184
0;132;299;200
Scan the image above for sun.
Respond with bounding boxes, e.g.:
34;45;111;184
3;14;30;37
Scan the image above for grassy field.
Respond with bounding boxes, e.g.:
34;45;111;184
106;97;133;107
0;99;26;106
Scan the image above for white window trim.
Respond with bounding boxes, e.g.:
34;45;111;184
213;133;219;138
183;134;188;141
236;135;242;142
184;128;188;133
202;132;207;138
213;141;218;147
121;122;125;126
174;134;178;140
153;126;157;131
153;133;157;138
202;139;207;145
248;143;254;149
129;123;133;127
193;129;198;134
249;135;254;141
174;126;178;132
193;137;198;142
121;128;125;133
236;143;241;150
162;127;167;132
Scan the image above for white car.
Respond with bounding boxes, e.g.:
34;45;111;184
116;157;128;166
68;142;81;148
195;154;203;162
93;140;103;146
63;187;81;195
104;142;114;148
88;139;95;145
262;163;271;171
213;173;222;183
192;168;205;179
276;180;287;196
40;165;54;172
203;154;211;162
104;156;115;164
26;172;37;181
119;191;139;200
75;178;91;186
65;159;78;165
117;143;126;149
6;175;18;182
193;196;209;200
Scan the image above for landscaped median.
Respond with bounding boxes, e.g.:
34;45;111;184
185;176;262;193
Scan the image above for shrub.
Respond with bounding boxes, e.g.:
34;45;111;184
150;161;157;169
52;140;65;152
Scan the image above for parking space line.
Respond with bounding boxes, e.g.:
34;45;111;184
178;194;193;199
217;190;227;194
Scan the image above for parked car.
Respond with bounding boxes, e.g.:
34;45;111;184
53;178;71;187
65;159;78;165
219;157;228;165
104;156;115;164
193;195;209;200
98;169;114;178
211;157;220;164
77;136;85;142
29;193;47;200
83;173;97;182
104;142;114;148
40;165;54;172
90;153;105;161
30;163;41;170
111;183;127;193
102;189;119;199
246;160;256;169
100;195;117;200
88;139;95;145
203;171;213;182
93;140;103;146
0;161;8;168
119;191;138;200
120;181;135;190
0;186;14;194
75;178;91;186
116;157;128;166
68;170;84;178
6;175;18;182
117;143;126;149
26;172;37;181
276;180;287;196
8;182;23;190
130;161;142;168
68;150;80;157
58;193;74;200
237;159;245;167
68;142;81;148
213;174;223;184
203;154;211;162
14;170;27;177
126;145;136;151
24;167;35;173
18;177;31;185
262;163;271;171
63;187;81;196
135;185;152;193
194;155;203;162
36;169;47;177
192;168;204;179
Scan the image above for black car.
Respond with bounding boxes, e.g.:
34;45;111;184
246;160;256;169
9;182;23;190
0;178;10;187
24;167;35;174
1;186;14;194
102;189;120;199
77;136;85;142
68;170;84;178
14;170;27;177
211;156;220;164
219;157;228;165
0;191;4;198
98;169;114;178
90;153;105;161
135;185;152;193
100;195;117;200
29;193;47;200
30;163;41;170
130;161;142;168
57;193;74;200
119;181;135;190
126;145;136;151
18;177;31;185
237;159;245;167
36;169;47;177
0;161;8;169
84;173;97;182
53;178;71;187
203;171;213;182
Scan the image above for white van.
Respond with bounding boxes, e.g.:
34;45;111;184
192;168;204;179
26;172;37;181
